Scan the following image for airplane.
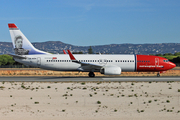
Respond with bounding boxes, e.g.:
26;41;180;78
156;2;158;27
8;23;176;77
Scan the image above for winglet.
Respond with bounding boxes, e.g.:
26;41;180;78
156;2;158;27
8;23;18;28
67;50;76;60
63;50;67;54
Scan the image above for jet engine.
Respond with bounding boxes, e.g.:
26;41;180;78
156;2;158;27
100;66;121;75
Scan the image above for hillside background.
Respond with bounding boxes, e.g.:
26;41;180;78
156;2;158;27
1;41;180;55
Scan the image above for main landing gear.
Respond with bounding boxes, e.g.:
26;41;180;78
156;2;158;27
89;72;95;77
157;72;160;77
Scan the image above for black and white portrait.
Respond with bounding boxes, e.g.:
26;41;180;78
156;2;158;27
14;36;29;55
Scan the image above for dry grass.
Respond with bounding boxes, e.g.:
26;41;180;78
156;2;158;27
0;68;179;76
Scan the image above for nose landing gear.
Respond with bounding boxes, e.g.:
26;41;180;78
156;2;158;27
157;72;160;77
89;72;95;77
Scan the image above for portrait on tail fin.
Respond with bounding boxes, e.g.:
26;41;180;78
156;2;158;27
14;35;29;55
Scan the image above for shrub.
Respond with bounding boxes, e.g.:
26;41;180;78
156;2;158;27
166;100;170;103
97;101;101;104
114;109;117;112
134;94;138;97
81;82;85;85
128;95;133;97
178;89;180;92
141;110;144;112
110;94;114;96
82;87;87;90
0;86;5;89
34;102;39;104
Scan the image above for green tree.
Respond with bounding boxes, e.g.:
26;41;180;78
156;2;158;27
88;46;93;54
72;51;83;54
0;55;15;65
0;55;15;66
155;54;162;56
174;52;180;56
163;53;173;56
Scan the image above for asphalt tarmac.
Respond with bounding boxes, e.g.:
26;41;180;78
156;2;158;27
0;76;180;82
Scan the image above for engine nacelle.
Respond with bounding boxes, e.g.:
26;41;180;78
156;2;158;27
100;66;121;75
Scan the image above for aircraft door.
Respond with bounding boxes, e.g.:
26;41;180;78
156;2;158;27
99;59;103;64
155;58;159;66
37;57;41;65
104;59;107;65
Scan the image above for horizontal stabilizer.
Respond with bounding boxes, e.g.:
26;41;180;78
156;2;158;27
7;54;26;59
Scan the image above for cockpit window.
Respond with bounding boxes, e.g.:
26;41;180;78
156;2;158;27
163;60;169;62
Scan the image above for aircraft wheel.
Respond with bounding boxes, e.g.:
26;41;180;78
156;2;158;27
157;73;160;77
89;72;95;77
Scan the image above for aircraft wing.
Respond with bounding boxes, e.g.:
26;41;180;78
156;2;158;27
67;50;102;71
7;54;27;59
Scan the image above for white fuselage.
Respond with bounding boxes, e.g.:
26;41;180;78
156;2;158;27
15;54;136;72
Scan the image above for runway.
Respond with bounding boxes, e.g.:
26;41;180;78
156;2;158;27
0;76;180;82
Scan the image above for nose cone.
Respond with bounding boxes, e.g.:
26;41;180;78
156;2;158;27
169;62;176;69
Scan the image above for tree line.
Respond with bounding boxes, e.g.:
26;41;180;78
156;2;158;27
0;55;31;68
155;52;180;64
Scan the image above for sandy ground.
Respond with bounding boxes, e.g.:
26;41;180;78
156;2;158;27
0;81;180;120
0;69;179;77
